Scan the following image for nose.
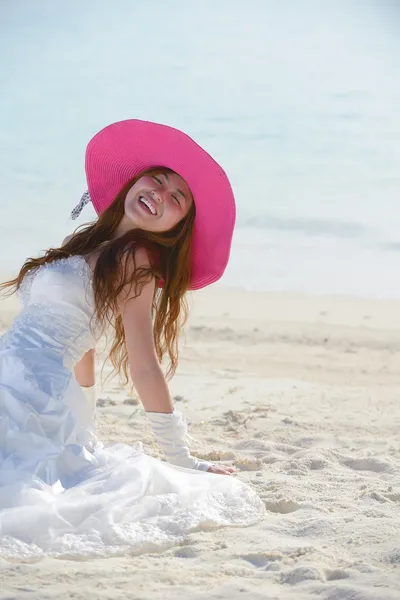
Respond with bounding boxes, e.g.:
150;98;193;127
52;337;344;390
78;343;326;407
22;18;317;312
150;189;164;203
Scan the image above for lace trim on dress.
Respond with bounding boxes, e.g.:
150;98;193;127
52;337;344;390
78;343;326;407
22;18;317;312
17;256;93;306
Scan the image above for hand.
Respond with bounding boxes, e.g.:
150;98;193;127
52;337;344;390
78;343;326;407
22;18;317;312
207;464;236;476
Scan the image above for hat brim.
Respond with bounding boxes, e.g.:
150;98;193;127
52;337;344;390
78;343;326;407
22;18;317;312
85;120;236;290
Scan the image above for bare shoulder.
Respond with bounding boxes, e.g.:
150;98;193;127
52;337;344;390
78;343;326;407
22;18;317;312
118;247;155;310
120;246;152;280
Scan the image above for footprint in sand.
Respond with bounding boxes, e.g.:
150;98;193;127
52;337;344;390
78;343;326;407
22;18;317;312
280;566;323;584
240;551;283;569
341;456;392;473
387;493;400;502
384;548;400;564
265;498;302;514
174;546;199;558
324;568;350;581
235;458;263;471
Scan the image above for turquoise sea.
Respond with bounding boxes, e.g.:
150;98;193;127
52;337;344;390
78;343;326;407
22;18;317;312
1;0;400;297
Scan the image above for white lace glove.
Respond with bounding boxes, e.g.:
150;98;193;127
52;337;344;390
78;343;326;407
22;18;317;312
146;410;212;471
82;384;97;420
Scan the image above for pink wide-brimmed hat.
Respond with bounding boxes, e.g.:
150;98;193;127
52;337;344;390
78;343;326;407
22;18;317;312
71;119;236;290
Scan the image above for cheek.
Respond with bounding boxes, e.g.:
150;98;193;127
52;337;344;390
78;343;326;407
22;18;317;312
168;207;183;223
125;191;136;212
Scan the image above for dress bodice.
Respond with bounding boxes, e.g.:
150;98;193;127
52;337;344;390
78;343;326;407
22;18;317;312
1;255;99;369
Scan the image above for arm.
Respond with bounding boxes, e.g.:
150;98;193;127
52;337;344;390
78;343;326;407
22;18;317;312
117;249;173;413
117;250;211;470
74;348;95;387
74;348;97;416
61;234;97;414
62;235;96;388
62;236;96;386
119;250;233;475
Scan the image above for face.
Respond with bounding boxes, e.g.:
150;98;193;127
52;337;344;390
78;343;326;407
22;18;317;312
117;170;193;234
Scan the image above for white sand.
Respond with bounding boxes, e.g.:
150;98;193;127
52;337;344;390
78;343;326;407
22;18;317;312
1;287;399;599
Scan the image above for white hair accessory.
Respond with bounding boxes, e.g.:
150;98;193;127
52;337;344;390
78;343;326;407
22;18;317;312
70;190;91;220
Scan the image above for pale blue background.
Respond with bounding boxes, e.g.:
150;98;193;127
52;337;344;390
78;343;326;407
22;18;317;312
1;0;399;296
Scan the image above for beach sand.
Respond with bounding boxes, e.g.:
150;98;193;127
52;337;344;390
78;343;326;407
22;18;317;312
1;287;399;599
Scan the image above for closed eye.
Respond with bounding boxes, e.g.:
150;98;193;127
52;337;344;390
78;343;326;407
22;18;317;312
153;174;184;206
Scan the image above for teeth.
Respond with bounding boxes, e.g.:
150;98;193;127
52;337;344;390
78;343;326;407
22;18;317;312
139;196;156;215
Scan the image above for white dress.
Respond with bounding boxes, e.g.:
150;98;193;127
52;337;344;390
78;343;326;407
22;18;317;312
0;256;264;558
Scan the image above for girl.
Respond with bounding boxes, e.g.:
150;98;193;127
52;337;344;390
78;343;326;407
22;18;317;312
0;120;264;557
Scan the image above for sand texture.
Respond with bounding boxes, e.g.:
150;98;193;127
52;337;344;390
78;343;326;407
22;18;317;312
1;288;399;599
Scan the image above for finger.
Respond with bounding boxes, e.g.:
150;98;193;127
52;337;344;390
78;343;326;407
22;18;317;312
215;465;235;471
209;468;233;476
206;464;237;475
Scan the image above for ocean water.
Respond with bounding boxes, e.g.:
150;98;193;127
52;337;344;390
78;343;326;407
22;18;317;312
1;0;400;298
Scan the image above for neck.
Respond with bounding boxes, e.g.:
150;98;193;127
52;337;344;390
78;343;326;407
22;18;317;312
114;215;137;238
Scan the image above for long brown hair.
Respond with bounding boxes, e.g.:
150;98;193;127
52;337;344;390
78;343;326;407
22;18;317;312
0;168;196;384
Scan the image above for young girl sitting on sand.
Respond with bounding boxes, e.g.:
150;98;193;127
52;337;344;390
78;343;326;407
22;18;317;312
0;120;264;557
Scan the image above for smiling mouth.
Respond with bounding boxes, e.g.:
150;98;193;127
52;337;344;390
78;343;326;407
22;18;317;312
139;196;157;215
